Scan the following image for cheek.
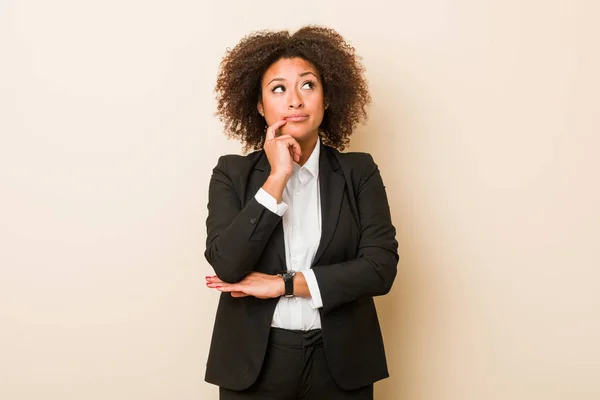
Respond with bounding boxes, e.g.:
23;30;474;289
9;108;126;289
310;100;326;118
262;98;285;116
308;92;325;111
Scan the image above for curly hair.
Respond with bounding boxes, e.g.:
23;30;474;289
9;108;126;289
215;25;371;151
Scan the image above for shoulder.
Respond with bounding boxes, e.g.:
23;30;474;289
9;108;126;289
324;146;378;176
213;150;265;174
323;146;382;190
336;150;376;167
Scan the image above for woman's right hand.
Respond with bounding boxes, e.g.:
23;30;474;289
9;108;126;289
263;119;302;179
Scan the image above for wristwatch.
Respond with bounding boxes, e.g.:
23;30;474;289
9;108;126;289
279;270;296;298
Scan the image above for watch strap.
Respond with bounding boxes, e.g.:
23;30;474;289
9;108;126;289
281;271;296;297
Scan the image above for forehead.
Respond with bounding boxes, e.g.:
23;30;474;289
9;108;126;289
262;57;319;83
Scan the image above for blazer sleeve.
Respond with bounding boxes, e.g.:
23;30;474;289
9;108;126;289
312;154;399;315
204;156;282;283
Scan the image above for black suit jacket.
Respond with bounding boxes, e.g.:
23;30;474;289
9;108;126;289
204;143;399;391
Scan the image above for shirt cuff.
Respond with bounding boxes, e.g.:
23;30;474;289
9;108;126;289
255;188;288;216
303;269;323;309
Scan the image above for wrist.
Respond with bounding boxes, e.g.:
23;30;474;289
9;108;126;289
271;274;285;297
278;277;285;297
279;270;297;297
268;172;290;182
263;174;289;203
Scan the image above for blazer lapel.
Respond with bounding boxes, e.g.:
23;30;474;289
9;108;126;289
313;146;345;266
251;153;286;270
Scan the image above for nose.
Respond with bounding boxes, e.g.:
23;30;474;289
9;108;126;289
288;88;303;109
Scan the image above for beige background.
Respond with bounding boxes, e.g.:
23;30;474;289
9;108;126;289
1;0;599;399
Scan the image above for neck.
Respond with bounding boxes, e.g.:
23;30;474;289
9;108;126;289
296;134;319;166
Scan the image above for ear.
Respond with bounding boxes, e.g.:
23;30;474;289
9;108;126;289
257;99;264;116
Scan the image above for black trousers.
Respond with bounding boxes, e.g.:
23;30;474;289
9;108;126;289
220;328;374;400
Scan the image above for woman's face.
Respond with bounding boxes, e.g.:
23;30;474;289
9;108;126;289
258;57;326;143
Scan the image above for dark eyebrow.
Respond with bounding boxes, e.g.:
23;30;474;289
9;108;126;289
299;71;318;79
266;71;318;86
267;77;285;86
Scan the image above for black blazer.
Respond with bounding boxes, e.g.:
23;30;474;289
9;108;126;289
204;143;399;391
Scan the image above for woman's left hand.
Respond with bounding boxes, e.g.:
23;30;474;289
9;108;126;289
206;272;284;299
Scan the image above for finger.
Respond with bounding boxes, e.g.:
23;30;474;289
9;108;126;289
291;141;302;161
265;119;287;140
217;284;241;293
289;146;300;163
230;292;249;298
210;279;236;289
206;279;225;287
276;136;302;161
206;276;224;284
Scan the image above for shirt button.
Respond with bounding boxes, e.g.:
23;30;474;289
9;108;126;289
250;217;257;224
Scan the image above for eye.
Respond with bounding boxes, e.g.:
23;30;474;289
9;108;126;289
272;85;285;93
302;81;315;90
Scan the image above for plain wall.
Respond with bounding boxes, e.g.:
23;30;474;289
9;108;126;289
1;1;598;399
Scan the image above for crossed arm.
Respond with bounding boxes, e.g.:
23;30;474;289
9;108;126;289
204;154;398;314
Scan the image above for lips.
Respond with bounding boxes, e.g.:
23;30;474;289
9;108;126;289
284;114;309;122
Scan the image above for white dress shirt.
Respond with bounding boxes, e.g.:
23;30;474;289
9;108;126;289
254;138;323;330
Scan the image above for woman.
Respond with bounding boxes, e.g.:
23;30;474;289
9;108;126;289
204;25;398;400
